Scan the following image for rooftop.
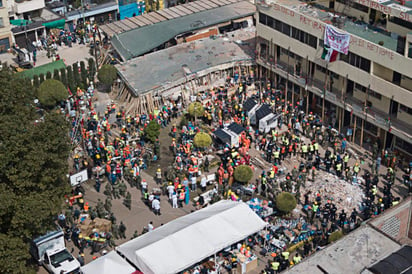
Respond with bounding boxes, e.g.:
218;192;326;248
108;0;256;60
115;28;255;96
285;225;401;274
261;0;402;52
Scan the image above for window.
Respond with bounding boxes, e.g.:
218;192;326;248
389;16;412;29
352;2;369;12
341;52;370;72
281;22;291;36
354;83;382;100
258;13;317;48
0;18;3;28
400;104;412;115
259;13;267;25
316;64;327;73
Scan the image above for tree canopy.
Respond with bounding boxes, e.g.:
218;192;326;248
0;69;71;273
276;192;297;214
193;132;212;148
144;120;161;143
36;79;68;108
188;102;204;119
97;64;117;90
233;165;253;183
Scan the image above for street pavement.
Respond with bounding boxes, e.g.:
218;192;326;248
0;43;92;68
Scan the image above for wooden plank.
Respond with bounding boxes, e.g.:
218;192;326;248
160;8;180;19
168;6;187;17
203;0;219;8
196;0;214;9
184;3;201;12
123;18;140;28
209;0;224;6
173;5;193;15
141;14;160;24
132;16;149;26
116;21;132;32
125;17;142;28
152;11;169;21
108;23;122;34
190;2;208;11
156;9;175;20
128;17;145;27
137;15;154;25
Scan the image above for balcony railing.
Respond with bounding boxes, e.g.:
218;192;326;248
256;55;412;140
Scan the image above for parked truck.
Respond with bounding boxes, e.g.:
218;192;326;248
30;228;81;274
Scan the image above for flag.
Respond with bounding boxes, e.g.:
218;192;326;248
321;46;338;62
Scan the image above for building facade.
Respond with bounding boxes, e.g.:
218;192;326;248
0;0;12;52
256;0;412;163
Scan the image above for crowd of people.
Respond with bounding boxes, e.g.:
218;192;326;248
56;65;409;271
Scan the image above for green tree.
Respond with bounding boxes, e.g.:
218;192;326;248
66;65;75;93
276;192;297;214
328;230;344;243
32;74;40;88
188;102;204;121
80;61;88;88
60;68;67;87
144;120;161;143
72;62;81;88
36;79;68;108
0;70;70;273
39;73;45;84
233;165;253;184
97;64;117;91
53;69;60;82
193;132;212;149
88;58;96;81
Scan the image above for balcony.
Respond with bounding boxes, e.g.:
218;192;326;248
256;55;412;141
14;0;45;14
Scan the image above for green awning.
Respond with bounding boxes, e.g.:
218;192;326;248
10;19;32;26
42;19;66;29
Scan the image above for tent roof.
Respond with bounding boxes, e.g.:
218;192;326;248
213;128;232;144
227;123;245;135
116;200;266;274
242;98;257;112
255;104;272;121
81;251;136;274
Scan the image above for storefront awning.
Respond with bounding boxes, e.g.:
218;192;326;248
10;19;32;26
42;19;66;29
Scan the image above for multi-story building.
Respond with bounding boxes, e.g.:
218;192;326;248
0;0;12;53
256;0;412;163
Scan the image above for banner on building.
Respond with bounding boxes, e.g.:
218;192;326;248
324;24;351;55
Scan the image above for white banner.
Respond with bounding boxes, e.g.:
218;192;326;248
324;25;351;55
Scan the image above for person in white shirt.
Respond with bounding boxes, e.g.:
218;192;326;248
167;184;174;200
141;179;147;193
191;176;197;192
200;175;207;192
172;193;178;208
147;221;154;231
152;199;160;215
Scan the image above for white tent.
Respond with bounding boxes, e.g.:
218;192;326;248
81;251;136;274
117;200;267;274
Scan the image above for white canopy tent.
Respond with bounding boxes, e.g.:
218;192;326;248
81;251;136;274
117;200;267;274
